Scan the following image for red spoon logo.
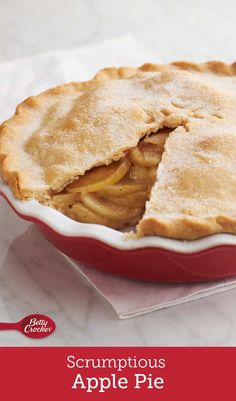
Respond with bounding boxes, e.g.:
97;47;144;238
0;314;56;339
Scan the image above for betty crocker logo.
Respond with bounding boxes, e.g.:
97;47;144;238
21;314;56;338
0;314;56;339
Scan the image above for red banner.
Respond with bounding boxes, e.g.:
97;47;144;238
1;347;235;400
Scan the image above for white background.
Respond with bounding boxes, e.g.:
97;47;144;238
1;0;236;345
1;0;236;62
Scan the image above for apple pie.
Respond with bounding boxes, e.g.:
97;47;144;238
1;61;236;240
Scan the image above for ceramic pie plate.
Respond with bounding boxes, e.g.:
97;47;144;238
1;177;236;283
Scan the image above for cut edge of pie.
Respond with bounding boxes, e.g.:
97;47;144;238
1;61;236;240
51;128;171;230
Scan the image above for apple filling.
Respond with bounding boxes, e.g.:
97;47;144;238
51;129;170;228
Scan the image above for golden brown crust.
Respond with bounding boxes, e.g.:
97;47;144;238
0;65;151;200
138;215;236;240
2;61;236;239
1;61;235;198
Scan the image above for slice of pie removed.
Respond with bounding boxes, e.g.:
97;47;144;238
1;62;236;239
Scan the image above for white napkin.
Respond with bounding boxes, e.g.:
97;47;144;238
64;256;236;319
1;34;236;319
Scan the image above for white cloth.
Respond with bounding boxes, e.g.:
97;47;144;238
65;255;236;319
1;34;236;319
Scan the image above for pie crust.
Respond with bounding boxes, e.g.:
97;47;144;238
1;61;236;239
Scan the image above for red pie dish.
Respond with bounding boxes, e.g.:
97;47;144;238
1;178;236;283
2;63;236;282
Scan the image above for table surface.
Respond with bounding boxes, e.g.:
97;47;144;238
1;0;236;346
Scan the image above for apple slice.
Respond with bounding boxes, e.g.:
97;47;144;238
144;131;169;148
109;191;147;207
80;193;143;221
128;165;156;181
66;157;131;193
129;145;162;167
69;202;114;226
52;192;79;206
100;178;149;197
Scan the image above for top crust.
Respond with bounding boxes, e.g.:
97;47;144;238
2;61;236;239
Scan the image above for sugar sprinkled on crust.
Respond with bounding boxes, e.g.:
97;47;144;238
2;62;236;239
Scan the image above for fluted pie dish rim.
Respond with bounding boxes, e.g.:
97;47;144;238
2;177;236;254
